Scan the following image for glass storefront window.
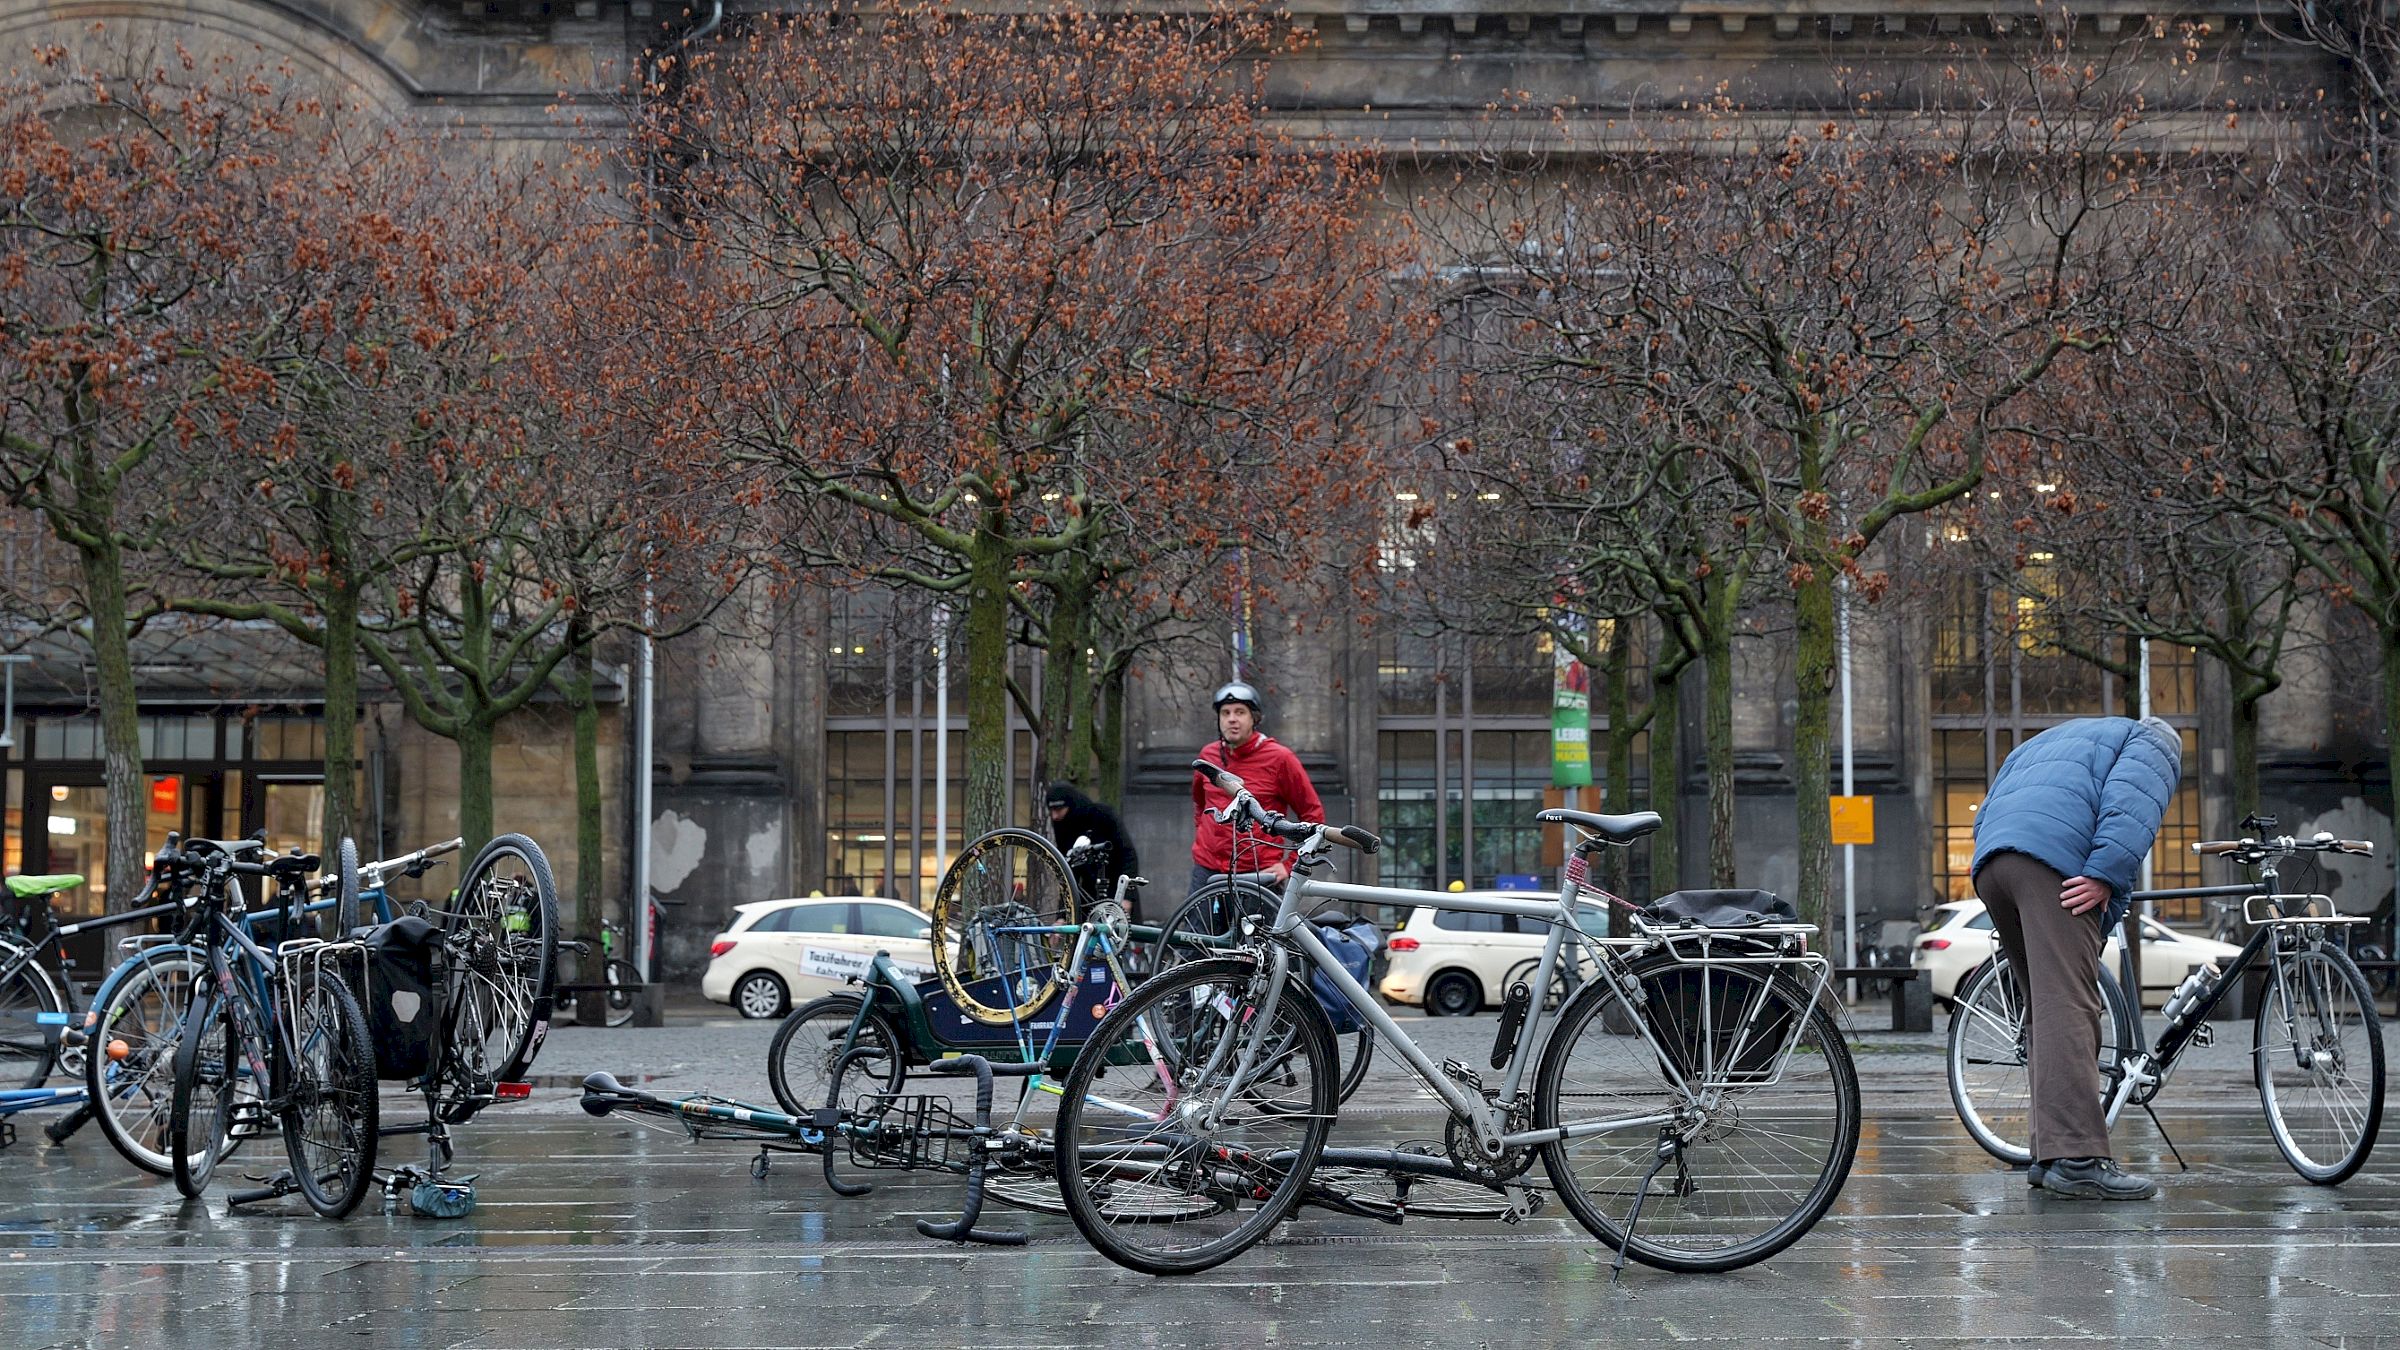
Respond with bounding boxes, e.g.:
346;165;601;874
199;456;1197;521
260;779;326;859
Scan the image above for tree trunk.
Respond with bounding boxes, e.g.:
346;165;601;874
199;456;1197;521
321;566;361;850
79;535;148;910
961;514;1012;837
569;641;604;940
1603;621;1636;904
1648;635;1685;894
1040;551;1095;791
456;712;495;859
1701;582;1739;887
2229;678;2263;825
1792;570;1838;947
1096;657;1129;807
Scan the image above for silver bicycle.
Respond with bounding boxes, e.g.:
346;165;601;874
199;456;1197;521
1048;759;1860;1276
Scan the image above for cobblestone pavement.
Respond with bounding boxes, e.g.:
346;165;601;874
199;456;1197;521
3;999;2396;1348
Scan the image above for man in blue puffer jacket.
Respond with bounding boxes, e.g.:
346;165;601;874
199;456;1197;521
1970;715;2183;1200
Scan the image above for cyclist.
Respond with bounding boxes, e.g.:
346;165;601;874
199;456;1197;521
1046;783;1142;919
1189;680;1323;897
1970;714;2182;1201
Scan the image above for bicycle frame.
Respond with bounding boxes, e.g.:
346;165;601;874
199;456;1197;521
2105;866;2368;1125
1264;868;1826;1154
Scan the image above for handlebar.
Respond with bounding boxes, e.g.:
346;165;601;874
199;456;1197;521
2193;831;2377;862
1190;759;1380;854
358;837;465;887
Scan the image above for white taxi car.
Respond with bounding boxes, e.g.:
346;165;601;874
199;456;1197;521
1912;898;2243;1007
701;896;942;1018
1378;897;1612;1017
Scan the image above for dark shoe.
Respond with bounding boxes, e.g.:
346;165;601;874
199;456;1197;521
2034;1157;2156;1201
2025;1160;2045;1188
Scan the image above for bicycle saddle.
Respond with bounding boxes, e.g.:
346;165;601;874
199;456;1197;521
5;874;84;898
1534;808;1664;842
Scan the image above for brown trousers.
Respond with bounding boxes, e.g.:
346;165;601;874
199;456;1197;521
1973;851;2112;1163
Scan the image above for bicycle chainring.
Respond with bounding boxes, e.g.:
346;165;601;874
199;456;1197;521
1445;1107;1536;1185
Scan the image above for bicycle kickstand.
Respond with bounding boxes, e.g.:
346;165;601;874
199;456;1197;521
2139;1103;2191;1173
916;1055;1027;1247
1609;1134;1684;1287
226;1169;303;1210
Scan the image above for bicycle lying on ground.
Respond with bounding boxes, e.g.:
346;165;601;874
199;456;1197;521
1948;828;2383;1184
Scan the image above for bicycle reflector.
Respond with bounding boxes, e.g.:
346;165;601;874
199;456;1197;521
495;1081;533;1101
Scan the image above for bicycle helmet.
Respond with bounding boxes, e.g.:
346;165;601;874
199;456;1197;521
1212;680;1263;717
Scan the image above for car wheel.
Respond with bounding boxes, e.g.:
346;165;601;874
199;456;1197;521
733;971;788;1020
1425;971;1481;1018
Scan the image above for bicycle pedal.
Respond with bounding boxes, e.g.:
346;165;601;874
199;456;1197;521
2189;1023;2214;1049
228;1102;277;1139
1439;1059;1484;1094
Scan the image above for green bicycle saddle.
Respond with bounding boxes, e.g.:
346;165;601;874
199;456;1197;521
6;874;85;898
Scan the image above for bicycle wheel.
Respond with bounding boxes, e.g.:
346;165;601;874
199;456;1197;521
766;993;907;1115
283;970;380;1218
1946;955;2134;1166
329;837;362;938
1156;887;1375;1104
1053;956;1336;1276
1536;955;1859;1273
85;949;210;1176
0;944;64;1089
170;979;259;1199
2255;941;2385;1184
928;828;1079;1025
447;833;560;1083
599;958;642;1029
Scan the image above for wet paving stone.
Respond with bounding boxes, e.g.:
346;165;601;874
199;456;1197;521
3;1015;2395;1346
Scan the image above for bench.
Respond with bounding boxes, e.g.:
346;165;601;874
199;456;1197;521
1830;965;1932;1033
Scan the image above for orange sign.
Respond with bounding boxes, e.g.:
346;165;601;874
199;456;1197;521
1830;795;1875;847
150;776;181;816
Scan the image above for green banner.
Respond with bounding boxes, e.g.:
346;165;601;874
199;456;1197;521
1551;614;1592;788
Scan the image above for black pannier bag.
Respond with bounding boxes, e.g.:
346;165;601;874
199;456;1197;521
1638;890;1803;1083
354;916;441;1081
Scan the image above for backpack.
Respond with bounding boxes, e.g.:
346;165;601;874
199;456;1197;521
1309;918;1381;1034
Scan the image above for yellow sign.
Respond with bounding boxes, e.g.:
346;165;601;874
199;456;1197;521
1830;796;1875;847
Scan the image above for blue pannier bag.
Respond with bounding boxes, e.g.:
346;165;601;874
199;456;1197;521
1309;919;1381;1034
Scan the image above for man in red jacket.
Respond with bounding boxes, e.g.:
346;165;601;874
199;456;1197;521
1189;680;1325;895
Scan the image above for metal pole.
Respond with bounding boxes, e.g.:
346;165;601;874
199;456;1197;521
934;603;950;880
1839;577;1857;991
633;578;655;982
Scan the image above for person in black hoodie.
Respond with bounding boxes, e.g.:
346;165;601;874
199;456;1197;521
1047;783;1142;920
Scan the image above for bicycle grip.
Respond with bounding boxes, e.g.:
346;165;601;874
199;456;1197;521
2194;841;2243;855
2334;839;2376;855
1191;758;1245;795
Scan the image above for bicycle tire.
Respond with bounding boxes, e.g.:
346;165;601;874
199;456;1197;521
1053;956;1336;1276
600;958;643;1029
1536;954;1859;1273
332;837;362;938
447;833;561;1084
1945;954;2134;1166
170;978;257;1199
283;971;380;1218
927;829;1079;1025
0;942;65;1089
85;948;210;1177
2255;940;2385;1185
766;993;908;1115
1157;884;1375;1104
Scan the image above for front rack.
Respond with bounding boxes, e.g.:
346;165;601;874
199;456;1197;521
2244;893;2370;928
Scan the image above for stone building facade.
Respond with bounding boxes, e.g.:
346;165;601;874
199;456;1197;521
7;0;2389;982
